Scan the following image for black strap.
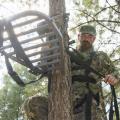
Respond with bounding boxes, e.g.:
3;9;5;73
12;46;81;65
70;51;97;120
48;73;51;93
85;92;92;120
4;55;50;87
85;52;96;120
5;55;25;87
73;95;87;114
0;20;4;48
5;21;31;67
85;51;96;75
110;86;119;120
109;99;114;120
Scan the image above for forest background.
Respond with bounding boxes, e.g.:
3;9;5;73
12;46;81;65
0;0;120;120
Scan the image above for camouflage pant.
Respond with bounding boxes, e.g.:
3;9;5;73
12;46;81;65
72;81;106;120
73;103;106;120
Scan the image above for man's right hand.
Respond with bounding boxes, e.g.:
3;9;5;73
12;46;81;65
104;74;118;85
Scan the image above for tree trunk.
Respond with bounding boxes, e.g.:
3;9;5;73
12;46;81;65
48;0;72;120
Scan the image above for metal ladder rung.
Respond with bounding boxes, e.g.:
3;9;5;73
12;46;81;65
37;22;50;35
23;38;59;51
4;27;38;40
7;10;46;22
27;46;60;57
31;53;60;63
27;48;59;57
7;46;60;56
2;32;55;50
12;17;40;28
37;59;60;67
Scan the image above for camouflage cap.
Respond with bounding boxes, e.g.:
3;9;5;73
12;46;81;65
79;25;96;36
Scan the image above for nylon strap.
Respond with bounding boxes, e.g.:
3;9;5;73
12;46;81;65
109;99;114;120
5;55;25;87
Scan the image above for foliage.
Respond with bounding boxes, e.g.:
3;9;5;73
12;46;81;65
13;64;48;96
0;74;24;120
0;0;120;119
69;0;120;54
0;64;47;120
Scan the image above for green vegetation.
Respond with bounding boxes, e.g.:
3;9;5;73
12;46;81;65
0;0;120;119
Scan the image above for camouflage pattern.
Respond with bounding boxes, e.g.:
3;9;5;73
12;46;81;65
72;47;117;120
80;25;96;36
22;47;117;120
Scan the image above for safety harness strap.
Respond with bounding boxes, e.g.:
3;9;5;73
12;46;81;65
4;54;51;87
72;51;96;120
109;100;114;120
85;91;92;120
4;21;42;75
5;55;25;87
110;86;119;120
67;48;119;120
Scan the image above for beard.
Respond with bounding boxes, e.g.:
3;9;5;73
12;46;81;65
80;41;92;51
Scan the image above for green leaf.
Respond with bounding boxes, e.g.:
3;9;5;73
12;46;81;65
83;0;93;8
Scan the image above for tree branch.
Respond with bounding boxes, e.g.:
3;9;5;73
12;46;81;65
70;10;120;35
106;0;120;13
95;5;117;16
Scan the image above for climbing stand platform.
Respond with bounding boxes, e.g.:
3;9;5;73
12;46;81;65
0;10;65;86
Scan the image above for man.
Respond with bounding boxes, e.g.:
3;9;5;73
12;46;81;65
22;25;119;120
71;25;119;120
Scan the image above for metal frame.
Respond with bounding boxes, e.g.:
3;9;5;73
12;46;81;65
0;10;64;74
0;10;64;86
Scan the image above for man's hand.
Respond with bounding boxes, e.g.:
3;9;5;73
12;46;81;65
104;74;118;85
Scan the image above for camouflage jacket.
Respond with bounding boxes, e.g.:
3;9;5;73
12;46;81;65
69;47;118;95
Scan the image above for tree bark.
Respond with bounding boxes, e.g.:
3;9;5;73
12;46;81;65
48;0;72;120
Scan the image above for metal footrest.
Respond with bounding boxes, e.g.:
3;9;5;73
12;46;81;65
0;10;64;75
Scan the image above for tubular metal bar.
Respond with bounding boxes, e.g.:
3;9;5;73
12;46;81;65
27;47;59;57
12;14;63;29
6;10;63;39
12;17;40;28
37;21;49;28
5;20;34;69
2;51;27;67
4;27;38;40
1;10;64;74
0;21;4;48
38;59;60;67
30;53;60;63
4;26;54;41
7;10;51;22
2;32;55;50
3;51;42;75
7;41;59;56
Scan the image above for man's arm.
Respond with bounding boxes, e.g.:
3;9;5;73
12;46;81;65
97;51;119;86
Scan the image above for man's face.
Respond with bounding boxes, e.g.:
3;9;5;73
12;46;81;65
78;33;95;50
